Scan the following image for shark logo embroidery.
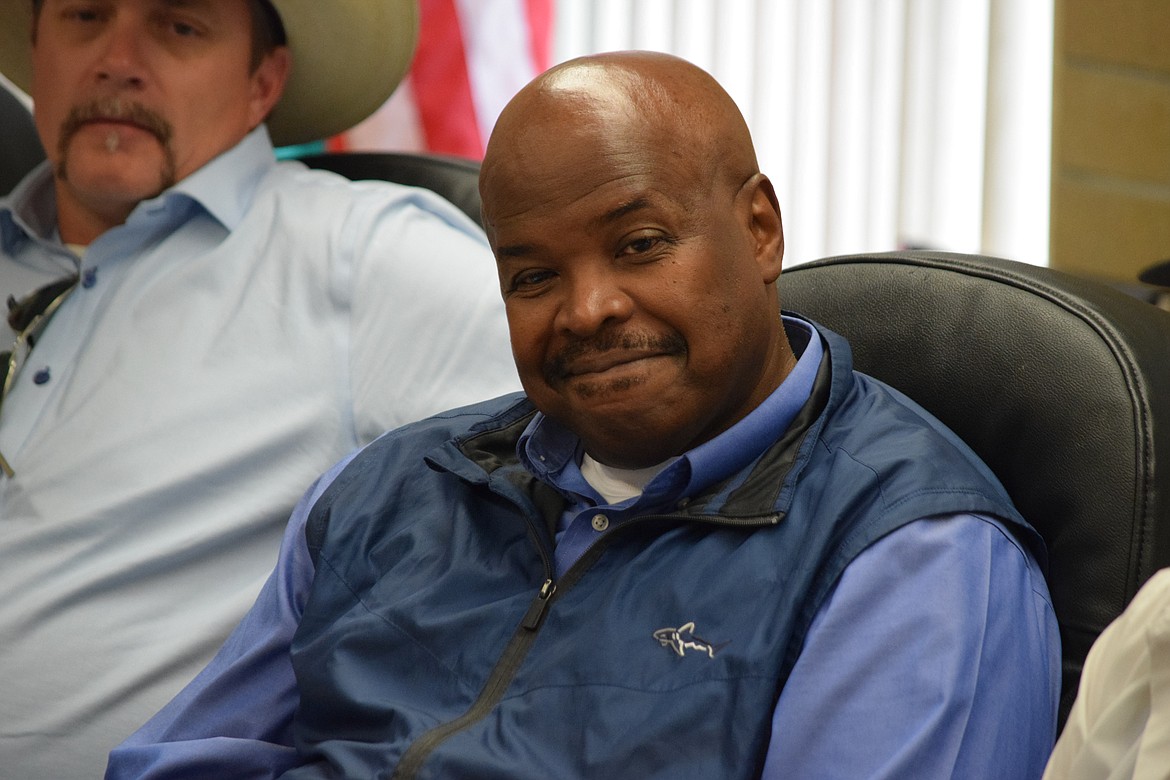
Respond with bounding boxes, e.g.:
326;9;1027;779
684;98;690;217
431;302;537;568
653;621;729;659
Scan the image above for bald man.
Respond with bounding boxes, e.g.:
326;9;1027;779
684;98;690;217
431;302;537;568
107;52;1059;779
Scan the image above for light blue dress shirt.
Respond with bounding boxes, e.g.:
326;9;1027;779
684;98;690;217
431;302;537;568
106;316;1060;779
0;126;519;778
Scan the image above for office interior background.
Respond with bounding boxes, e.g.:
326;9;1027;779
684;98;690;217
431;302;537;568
323;0;1170;288
5;0;1167;288
558;0;1056;275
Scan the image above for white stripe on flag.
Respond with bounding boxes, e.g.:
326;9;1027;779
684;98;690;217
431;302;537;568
454;0;542;145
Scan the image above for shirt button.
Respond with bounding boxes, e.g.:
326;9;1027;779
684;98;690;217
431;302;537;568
591;514;609;532
82;268;98;288
33;368;51;385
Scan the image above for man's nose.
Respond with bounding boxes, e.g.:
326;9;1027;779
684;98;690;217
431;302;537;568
94;20;149;89
554;271;635;336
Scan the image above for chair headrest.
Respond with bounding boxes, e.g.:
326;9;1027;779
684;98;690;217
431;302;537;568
781;250;1170;727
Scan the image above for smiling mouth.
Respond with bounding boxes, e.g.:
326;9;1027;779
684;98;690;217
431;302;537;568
571;351;663;375
550;348;685;400
546;332;687;385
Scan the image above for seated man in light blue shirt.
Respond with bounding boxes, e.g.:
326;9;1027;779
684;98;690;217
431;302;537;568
106;50;1059;779
0;1;518;777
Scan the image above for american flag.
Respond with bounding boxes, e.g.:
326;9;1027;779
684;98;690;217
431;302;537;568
326;0;553;160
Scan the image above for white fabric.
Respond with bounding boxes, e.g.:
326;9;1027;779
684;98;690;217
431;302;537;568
0;127;519;778
1044;568;1170;780
578;452;676;505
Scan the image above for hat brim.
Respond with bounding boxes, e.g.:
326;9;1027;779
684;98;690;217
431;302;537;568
0;0;418;148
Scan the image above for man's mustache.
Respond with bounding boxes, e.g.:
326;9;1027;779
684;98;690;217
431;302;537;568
59;98;173;149
544;330;686;383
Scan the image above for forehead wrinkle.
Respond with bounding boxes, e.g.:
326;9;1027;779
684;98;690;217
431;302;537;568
599;196;653;225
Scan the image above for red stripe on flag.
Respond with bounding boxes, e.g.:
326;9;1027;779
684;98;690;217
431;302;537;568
412;0;482;158
525;0;554;72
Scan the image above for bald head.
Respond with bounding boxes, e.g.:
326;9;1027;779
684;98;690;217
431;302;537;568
480;51;793;468
481;51;765;233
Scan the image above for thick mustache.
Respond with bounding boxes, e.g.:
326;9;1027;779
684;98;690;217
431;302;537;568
59;98;173;147
544;331;686;382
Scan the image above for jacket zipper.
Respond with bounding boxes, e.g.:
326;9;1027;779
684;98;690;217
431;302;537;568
391;517;556;779
390;508;778;778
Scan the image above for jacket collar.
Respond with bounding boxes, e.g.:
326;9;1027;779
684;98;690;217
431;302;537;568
429;323;849;523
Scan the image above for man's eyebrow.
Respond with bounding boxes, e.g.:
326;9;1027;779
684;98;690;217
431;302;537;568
599;197;653;225
495;243;536;261
493;197;655;261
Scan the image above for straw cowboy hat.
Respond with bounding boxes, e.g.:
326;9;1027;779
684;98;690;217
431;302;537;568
0;0;419;147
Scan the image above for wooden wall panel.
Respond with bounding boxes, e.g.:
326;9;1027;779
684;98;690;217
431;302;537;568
1051;0;1170;281
1059;67;1170;186
1062;0;1170;74
1052;178;1170;280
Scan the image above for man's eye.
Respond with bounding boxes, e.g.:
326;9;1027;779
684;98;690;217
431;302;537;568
64;7;102;23
626;237;659;253
151;11;206;38
167;19;203;37
510;269;555;290
620;234;672;257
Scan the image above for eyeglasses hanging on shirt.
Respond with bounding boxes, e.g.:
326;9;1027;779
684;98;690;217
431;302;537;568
0;274;80;477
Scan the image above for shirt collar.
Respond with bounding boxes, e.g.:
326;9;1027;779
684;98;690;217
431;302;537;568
0;125;276;250
159;125;276;231
1;162;59;251
518;315;823;509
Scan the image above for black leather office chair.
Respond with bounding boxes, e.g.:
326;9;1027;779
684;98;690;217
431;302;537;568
782;250;1170;730
297;151;483;227
1;81;45;195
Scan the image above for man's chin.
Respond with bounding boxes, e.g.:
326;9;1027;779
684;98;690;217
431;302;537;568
59;131;176;188
565;372;648;401
62;172;168;204
58;156;176;206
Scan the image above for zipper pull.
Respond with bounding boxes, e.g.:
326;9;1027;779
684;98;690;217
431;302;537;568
521;579;556;630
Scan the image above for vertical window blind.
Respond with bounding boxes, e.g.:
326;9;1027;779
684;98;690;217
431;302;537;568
552;0;1054;266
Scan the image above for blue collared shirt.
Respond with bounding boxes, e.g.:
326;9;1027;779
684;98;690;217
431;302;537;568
106;316;1059;779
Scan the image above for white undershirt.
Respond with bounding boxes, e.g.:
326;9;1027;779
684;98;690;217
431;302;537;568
579;452;679;505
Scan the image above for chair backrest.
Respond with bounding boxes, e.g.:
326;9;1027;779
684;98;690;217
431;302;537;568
1;81;45;195
781;250;1170;730
297;151;483;227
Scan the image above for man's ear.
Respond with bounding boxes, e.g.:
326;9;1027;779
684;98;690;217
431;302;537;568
746;173;784;284
248;46;292;129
